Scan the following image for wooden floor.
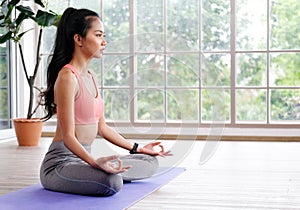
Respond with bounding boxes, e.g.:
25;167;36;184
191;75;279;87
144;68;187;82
1;137;300;209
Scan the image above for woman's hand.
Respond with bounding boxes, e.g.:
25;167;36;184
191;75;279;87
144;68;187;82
96;155;131;174
138;142;173;157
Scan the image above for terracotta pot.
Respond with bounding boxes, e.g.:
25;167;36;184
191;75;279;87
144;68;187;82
13;118;43;146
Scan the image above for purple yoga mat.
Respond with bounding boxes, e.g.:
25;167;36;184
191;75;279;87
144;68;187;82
0;167;185;210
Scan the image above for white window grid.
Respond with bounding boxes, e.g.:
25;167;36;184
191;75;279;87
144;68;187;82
38;0;300;128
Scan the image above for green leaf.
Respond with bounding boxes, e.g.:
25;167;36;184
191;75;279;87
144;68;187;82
14;12;29;27
35;10;57;27
15;28;33;41
4;3;14;22
52;14;61;27
34;0;45;8
7;0;21;7
16;5;34;17
0;31;13;44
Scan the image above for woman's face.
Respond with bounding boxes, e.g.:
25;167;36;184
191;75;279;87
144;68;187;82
81;18;107;58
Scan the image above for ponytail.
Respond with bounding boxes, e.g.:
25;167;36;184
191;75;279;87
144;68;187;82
41;7;100;121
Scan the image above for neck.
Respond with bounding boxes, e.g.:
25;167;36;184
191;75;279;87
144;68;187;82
70;54;91;75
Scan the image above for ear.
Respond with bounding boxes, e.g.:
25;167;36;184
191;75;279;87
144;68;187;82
74;34;83;47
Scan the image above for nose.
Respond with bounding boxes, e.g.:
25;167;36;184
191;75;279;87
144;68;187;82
101;38;107;46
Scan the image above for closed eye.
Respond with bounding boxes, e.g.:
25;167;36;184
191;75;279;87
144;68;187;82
96;34;105;38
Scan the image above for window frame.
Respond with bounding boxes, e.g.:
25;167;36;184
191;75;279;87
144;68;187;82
0;40;18;140
36;0;300;129
99;0;300;128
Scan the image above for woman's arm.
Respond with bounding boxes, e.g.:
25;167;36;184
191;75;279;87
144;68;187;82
98;117;172;156
98;117;133;151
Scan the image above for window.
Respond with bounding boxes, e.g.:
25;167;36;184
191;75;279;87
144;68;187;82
42;0;300;128
0;20;11;131
0;42;10;130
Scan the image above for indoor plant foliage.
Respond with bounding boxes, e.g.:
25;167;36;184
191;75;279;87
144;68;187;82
0;0;58;145
0;0;58;119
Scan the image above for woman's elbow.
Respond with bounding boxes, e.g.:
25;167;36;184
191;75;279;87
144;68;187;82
97;120;108;136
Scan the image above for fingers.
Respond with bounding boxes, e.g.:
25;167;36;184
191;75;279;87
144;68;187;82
119;141;172;157
115;158;122;170
158;144;173;156
159;144;164;153
122;165;132;170
97;156;132;174
158;150;173;157
141;141;174;157
151;141;161;146
110;158;131;172
155;143;173;156
100;155;119;162
163;150;173;156
108;158;122;170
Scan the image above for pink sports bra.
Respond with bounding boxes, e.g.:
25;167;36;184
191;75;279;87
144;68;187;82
58;64;104;125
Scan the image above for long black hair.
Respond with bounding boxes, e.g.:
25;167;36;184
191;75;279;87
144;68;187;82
41;7;99;121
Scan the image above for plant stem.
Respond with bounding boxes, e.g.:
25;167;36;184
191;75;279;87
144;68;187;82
27;76;34;119
34;29;43;79
18;28;43;119
18;43;30;86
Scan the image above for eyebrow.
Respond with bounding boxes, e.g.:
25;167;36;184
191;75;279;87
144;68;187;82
95;30;105;34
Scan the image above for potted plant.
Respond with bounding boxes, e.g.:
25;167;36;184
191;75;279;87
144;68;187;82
0;0;58;146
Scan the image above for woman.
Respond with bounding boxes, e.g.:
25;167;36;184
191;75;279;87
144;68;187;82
40;7;171;196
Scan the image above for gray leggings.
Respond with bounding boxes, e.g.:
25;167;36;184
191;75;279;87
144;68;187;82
40;141;158;196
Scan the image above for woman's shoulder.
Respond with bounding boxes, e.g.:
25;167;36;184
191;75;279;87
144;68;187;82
54;67;79;97
56;67;78;85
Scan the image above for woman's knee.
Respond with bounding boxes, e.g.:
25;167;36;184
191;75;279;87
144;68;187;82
40;167;124;196
103;174;123;196
134;154;159;170
120;154;159;181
